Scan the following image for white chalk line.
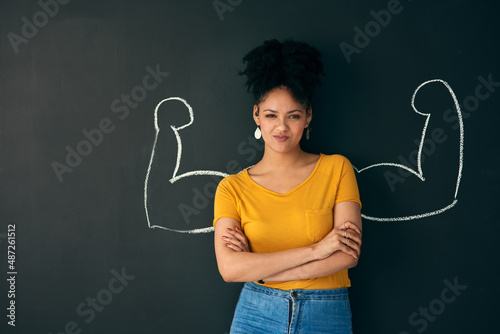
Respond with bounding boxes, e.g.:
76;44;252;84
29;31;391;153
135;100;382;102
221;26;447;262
362;200;458;222
170;170;228;183
150;224;214;234
144;79;464;232
144;97;228;234
354;163;424;181
354;79;464;222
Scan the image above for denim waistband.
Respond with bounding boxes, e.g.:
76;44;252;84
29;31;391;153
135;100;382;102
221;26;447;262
243;281;348;300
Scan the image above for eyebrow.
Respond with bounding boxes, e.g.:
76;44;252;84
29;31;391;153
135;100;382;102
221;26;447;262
263;109;304;114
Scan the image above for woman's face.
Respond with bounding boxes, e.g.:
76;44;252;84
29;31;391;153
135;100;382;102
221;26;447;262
253;87;312;154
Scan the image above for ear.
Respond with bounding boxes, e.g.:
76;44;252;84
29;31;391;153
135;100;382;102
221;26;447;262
306;107;312;127
253;105;260;125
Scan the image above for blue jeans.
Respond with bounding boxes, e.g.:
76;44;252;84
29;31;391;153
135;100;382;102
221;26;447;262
230;282;353;334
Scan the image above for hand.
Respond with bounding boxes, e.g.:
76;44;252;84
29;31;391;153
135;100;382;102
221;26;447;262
312;221;362;260
222;227;250;252
340;221;362;258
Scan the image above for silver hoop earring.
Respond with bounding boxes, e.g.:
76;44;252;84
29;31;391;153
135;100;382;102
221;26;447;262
254;126;262;140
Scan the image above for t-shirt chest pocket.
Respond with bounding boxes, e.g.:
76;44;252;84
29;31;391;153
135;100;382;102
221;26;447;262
305;208;333;242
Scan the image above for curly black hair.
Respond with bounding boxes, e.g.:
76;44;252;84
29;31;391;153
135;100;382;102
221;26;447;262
239;39;324;110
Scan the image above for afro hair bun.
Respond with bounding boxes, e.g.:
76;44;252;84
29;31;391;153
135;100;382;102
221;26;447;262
239;39;324;107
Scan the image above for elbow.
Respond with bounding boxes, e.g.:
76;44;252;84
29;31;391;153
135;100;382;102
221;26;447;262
218;263;241;282
221;272;246;283
347;255;359;269
220;267;252;283
216;251;250;282
218;266;233;282
220;271;237;283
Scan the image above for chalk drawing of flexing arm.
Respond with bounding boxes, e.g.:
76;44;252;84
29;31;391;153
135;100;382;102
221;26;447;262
144;97;228;234
354;79;464;222
144;79;464;233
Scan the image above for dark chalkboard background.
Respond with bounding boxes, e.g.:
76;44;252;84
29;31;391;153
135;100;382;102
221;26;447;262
1;0;499;333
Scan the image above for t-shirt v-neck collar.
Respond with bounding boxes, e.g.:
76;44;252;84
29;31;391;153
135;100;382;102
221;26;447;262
243;154;324;196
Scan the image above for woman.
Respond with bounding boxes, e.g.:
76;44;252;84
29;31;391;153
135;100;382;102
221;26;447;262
213;39;362;334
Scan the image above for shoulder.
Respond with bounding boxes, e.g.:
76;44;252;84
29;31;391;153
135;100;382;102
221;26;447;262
317;154;357;179
217;170;249;192
320;154;353;167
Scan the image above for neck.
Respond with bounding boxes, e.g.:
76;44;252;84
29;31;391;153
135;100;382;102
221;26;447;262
260;146;307;170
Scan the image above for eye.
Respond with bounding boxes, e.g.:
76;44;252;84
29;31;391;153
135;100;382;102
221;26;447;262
265;114;276;118
289;114;301;119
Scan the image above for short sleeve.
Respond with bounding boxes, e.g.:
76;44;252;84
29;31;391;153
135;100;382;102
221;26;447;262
334;156;362;209
213;177;241;226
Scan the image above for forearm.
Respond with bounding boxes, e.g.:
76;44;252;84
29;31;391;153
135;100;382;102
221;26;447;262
261;201;362;283
214;213;361;283
262;250;358;282
217;245;318;282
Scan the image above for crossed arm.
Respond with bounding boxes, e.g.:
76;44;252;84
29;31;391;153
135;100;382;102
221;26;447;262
213;201;362;283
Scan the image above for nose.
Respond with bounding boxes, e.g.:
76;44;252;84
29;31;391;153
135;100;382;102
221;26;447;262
276;116;288;131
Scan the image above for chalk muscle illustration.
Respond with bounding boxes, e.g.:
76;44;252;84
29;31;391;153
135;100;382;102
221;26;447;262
352;79;464;221
144;97;227;234
144;79;464;233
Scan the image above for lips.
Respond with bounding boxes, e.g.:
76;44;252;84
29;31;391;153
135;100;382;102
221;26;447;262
274;135;289;142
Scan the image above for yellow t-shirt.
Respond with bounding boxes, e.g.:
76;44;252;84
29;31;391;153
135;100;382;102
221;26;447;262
213;154;361;290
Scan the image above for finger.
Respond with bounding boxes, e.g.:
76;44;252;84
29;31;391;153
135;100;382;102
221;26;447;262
230;227;249;245
338;238;358;258
226;228;247;243
334;227;354;240
341;235;361;256
342;221;362;235
222;236;246;251
234;228;251;251
344;229;361;243
348;233;362;247
345;229;362;247
225;243;245;252
342;242;360;258
346;246;359;259
338;226;362;244
224;236;249;252
226;227;247;242
338;221;349;230
344;232;362;251
338;222;361;237
331;232;360;257
222;236;239;246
